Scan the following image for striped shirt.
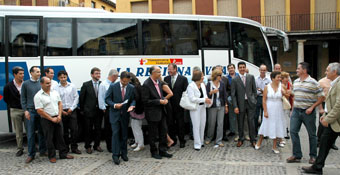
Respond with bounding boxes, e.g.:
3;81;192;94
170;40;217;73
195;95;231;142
293;76;324;109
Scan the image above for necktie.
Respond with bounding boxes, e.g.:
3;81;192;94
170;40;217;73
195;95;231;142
94;82;98;98
121;86;125;100
242;76;246;86
171;76;175;88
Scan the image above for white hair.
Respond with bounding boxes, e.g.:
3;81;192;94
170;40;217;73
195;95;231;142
329;62;340;75
108;69;118;76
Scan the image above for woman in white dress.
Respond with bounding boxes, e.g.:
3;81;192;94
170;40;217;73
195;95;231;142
255;71;286;154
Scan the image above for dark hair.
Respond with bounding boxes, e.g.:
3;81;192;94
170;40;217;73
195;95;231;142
120;71;131;79
270;71;281;80
91;67;101;74
129;72;141;86
29;66;39;73
12;66;24;75
227;64;235;69
168;63;177;71
238;61;246;68
40;76;49;83
57;70;68;77
192;70;203;82
299;62;310;74
44;67;53;74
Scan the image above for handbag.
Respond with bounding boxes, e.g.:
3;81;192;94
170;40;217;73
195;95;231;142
130;111;145;120
180;90;198;110
282;96;291;110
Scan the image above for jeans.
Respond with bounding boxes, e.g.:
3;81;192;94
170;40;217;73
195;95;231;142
290;108;317;158
25;109;47;158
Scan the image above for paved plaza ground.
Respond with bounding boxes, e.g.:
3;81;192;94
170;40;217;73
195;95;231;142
0;124;339;175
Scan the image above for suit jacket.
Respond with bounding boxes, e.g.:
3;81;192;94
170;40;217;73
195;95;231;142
231;74;257;112
79;80;101;117
105;82;136;124
142;77;166;122
324;77;340;132
221;76;231;97
3;81;22;109
187;82;208;105
164;74;188;109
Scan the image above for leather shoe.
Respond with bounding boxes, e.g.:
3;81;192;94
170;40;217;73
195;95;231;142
302;166;323;174
60;155;74;159
71;149;82;154
49;157;56;163
121;155;129;162
286;156;301;163
151;154;162;159
160;152;173;158
86;148;93;154
223;135;229;141
16;150;23;157
94;146;103;152
331;144;339;150
237;141;243;147
180;142;185;148
25;156;34;163
309;157;316;164
113;156;120;165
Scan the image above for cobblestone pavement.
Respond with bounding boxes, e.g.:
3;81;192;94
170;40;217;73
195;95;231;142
0;124;339;175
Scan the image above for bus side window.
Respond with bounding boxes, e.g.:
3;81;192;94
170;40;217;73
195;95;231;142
46;18;72;56
142;19;198;55
201;21;230;48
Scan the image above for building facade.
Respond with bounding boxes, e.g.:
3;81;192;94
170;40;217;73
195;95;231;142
0;0;116;12
117;0;340;79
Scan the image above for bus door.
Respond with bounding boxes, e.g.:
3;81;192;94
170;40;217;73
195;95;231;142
2;16;43;132
201;49;230;76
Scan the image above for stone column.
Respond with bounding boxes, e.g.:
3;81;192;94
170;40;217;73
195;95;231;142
297;40;306;64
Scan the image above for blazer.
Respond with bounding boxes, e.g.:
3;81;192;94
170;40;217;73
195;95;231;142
206;81;228;108
221;76;231;97
324;77;340;132
187;82;208;107
105;82;136;124
133;85;144;115
3;81;22;109
231;74;257;112
142;77;166;122
164;74;188;108
79;80;101;117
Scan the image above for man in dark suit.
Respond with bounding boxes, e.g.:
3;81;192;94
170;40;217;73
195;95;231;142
164;63;188;148
105;71;135;165
142;66;173;159
79;67;104;154
231;61;257;147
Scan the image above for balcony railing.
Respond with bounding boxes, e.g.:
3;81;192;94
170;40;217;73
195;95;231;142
246;12;340;32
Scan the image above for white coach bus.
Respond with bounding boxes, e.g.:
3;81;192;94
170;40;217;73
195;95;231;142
0;6;288;132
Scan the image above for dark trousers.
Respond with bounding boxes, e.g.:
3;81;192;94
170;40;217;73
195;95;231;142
254;96;263;135
40;118;67;159
238;101;256;142
84;109;103;149
317;103;336;146
147;114;168;155
312;125;340;170
168;105;185;143
62;109;79;151
111;117;128;158
104;107;112;151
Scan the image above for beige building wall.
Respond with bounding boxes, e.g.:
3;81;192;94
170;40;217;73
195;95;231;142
264;0;285;30
315;0;337;30
173;0;192;14
217;0;237;16
131;1;148;13
277;42;297;76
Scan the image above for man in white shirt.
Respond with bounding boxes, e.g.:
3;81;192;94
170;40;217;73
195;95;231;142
98;69;118;152
254;64;271;134
44;67;58;90
34;76;74;163
55;70;81;154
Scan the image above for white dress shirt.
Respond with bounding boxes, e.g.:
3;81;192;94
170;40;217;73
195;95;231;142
54;82;79;111
34;89;61;116
98;79;112;110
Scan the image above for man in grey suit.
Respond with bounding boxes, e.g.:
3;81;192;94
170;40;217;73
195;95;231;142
231;61;257;147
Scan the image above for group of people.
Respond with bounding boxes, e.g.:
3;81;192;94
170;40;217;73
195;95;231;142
3;61;340;173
